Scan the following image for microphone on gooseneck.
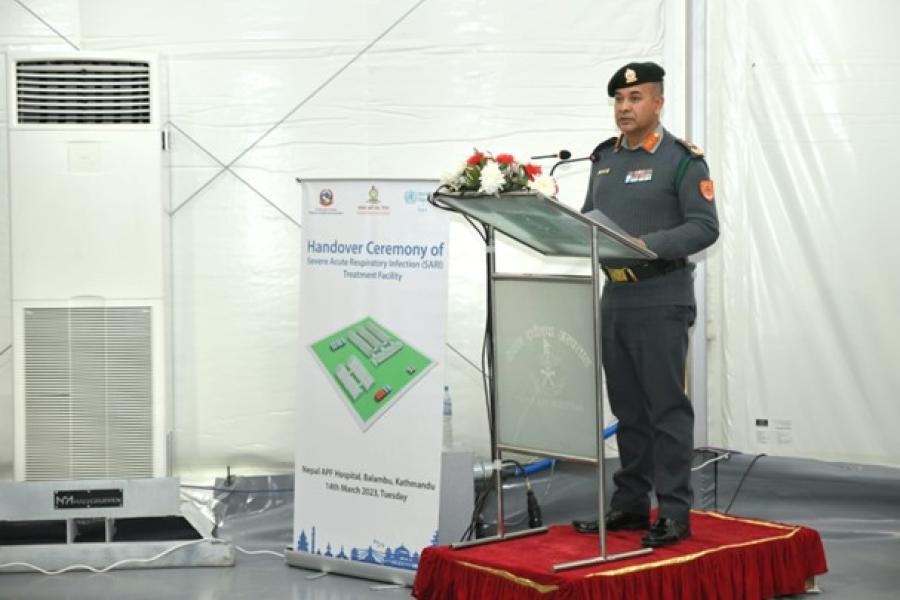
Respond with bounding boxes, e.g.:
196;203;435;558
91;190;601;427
529;149;572;161
550;153;592;176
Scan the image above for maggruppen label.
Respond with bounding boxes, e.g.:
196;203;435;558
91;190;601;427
54;488;124;509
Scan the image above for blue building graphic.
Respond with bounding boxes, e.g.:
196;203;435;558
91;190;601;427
296;526;437;571
297;530;309;552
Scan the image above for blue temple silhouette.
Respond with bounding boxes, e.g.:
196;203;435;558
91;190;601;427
296;526;438;571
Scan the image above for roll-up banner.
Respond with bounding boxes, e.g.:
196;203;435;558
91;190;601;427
292;178;448;582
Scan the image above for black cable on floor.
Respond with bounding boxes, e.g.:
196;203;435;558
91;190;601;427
724;453;767;514
460;486;492;542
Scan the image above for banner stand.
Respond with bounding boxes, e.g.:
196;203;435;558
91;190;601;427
289;178;447;584
284;552;415;586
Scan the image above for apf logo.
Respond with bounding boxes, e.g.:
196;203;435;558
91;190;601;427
503;325;593;411
367;185;380;205
357;184;390;215
319;188;334;207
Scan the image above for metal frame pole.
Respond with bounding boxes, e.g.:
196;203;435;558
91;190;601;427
591;227;608;558
486;225;505;539
687;0;711;448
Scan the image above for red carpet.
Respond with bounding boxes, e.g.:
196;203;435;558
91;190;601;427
413;511;827;600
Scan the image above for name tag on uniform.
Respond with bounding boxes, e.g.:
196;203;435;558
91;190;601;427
596;167;611;176
625;169;653;184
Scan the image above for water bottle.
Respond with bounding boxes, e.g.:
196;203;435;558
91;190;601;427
442;385;453;450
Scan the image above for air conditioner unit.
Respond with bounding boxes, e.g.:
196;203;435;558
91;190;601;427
8;52;167;481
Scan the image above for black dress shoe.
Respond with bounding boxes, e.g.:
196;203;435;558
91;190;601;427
641;517;691;547
572;510;650;534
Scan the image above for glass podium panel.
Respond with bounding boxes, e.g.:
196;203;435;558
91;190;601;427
494;276;599;462
433;192;653;260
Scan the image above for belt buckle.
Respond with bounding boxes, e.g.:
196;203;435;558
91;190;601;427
607;268;631;282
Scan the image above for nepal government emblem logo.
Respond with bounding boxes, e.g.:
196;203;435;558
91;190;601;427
319;188;334;207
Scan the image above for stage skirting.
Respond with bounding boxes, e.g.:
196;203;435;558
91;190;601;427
413;511;827;600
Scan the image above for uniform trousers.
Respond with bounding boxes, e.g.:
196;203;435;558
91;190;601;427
601;303;696;523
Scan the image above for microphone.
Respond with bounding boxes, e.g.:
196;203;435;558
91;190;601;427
530;149;571;161
550;154;592;176
526;483;543;528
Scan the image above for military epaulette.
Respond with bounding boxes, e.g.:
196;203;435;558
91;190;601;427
675;137;704;158
589;136;619;161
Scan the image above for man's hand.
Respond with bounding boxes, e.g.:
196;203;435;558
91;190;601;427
633;237;648;249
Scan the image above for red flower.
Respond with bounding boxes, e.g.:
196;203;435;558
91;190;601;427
467;151;485;166
495;153;516;165
524;163;542;180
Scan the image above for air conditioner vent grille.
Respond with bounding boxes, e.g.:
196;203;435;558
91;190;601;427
16;59;151;124
23;306;154;481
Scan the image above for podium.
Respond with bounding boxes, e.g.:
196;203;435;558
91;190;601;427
432;191;656;570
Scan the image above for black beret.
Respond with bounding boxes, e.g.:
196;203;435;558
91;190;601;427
607;62;665;97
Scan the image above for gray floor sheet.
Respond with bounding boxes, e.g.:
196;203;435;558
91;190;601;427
1;454;898;599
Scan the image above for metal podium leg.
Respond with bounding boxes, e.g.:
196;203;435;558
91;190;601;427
452;525;550;550
592;225;608;558
552;226;653;572
552;546;654;571
487;226;504;540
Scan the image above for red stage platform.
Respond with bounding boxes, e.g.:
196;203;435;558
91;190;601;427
413;511;827;600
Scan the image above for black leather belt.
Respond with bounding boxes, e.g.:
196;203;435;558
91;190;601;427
602;258;687;282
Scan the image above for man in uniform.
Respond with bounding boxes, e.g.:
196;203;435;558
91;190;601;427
573;62;719;547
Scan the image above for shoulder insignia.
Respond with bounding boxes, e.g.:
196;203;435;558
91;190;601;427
700;179;715;201
589;136;619;161
675;137;704;158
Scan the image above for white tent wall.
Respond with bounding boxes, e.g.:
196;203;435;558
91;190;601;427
0;0;682;481
12;0;900;479
10;0;899;477
706;0;900;466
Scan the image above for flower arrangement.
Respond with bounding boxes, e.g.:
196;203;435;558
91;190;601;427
439;150;559;198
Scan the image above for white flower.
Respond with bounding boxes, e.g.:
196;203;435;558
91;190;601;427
527;174;558;197
439;160;467;191
478;160;506;194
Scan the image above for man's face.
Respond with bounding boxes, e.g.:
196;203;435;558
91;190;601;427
613;82;664;135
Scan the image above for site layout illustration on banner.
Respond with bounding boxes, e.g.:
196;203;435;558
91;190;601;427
310;317;434;431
